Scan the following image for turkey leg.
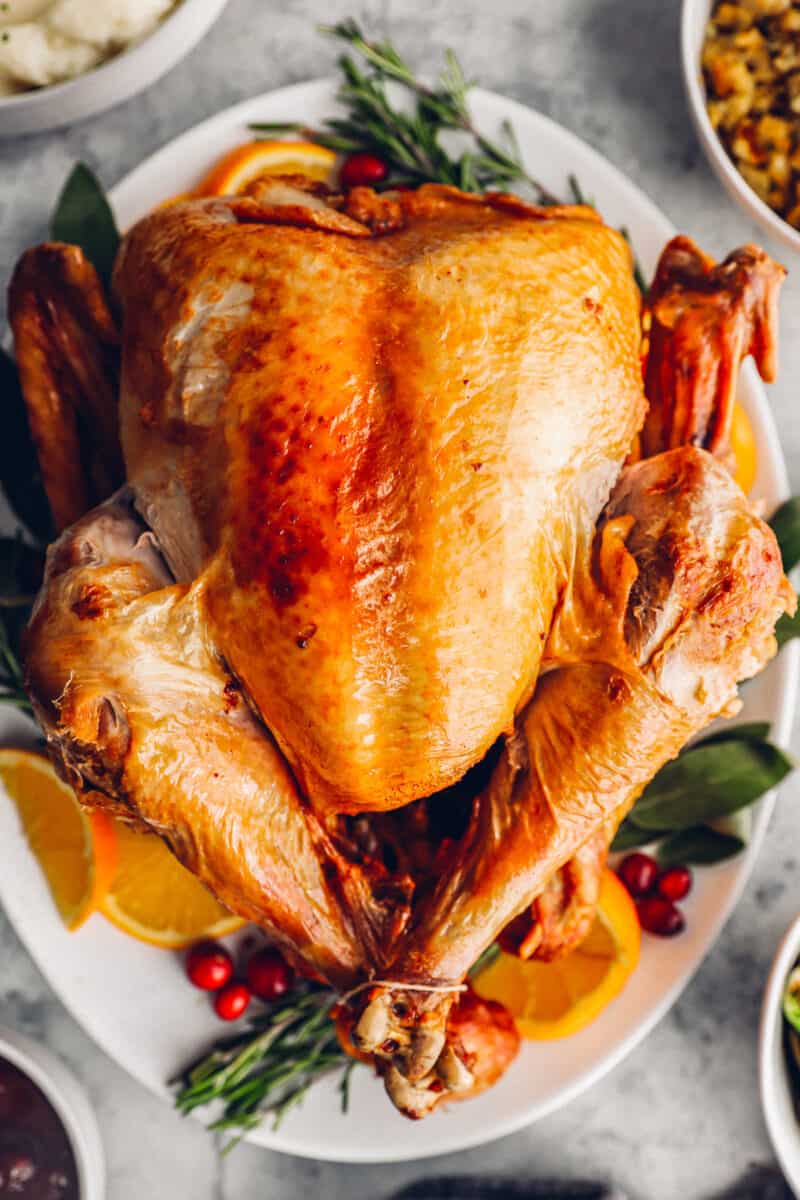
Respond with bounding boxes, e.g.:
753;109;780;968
24;493;370;987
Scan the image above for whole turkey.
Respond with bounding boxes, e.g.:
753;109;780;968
9;179;793;1118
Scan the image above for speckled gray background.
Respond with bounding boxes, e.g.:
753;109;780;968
1;1;800;1197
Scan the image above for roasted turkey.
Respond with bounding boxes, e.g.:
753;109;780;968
8;179;793;1118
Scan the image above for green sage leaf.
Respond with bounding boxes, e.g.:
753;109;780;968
770;497;800;574
776;609;800;648
631;738;793;831
699;721;771;746
657;825;744;867
709;808;751;842
50;163;120;284
610;817;650;853
0;348;54;543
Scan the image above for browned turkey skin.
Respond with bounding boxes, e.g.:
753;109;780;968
10;181;793;1119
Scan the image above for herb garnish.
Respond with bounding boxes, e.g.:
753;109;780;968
0;348;51;712
0;612;32;714
173;983;351;1152
611;723;793;862
250;21;559;201
50;162;121;285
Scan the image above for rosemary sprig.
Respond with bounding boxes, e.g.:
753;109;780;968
0;614;31;714
0;535;45;716
173;983;353;1153
173;944;507;1150
468;942;500;978
250;21;559;202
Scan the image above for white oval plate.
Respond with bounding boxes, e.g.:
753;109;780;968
0;80;797;1164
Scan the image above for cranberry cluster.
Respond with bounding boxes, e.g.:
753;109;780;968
617;852;692;937
185;941;294;1021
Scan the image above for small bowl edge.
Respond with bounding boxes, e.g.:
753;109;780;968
0;1026;105;1200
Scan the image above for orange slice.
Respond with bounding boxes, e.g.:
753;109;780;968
731;400;757;494
0;748;117;931
100;822;244;949
195;140;337;197
473;868;640;1040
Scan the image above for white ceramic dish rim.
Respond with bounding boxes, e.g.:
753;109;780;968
760;914;800;1196
0;0;228;119
0;79;796;1164
681;0;800;253
0;1025;105;1199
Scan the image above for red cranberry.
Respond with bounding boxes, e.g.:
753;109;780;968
638;896;685;937
618;852;658;898
214;981;251;1021
186;941;233;991
246;947;293;1002
340;152;388;189
657;865;693;902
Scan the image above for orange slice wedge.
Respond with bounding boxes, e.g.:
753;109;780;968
195;140;337;197
731;400;757;494
0;748;117;931
472;868;640;1040
100;822;244;949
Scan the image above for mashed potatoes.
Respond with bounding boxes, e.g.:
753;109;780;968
0;0;177;95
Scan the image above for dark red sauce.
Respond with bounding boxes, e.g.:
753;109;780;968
0;1058;79;1199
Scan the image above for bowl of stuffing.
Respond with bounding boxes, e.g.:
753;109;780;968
682;0;800;252
0;0;229;137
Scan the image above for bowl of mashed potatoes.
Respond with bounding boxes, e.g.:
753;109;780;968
0;0;230;135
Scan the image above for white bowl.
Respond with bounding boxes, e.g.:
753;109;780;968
759;913;800;1195
681;0;800;254
0;1026;105;1199
0;0;229;137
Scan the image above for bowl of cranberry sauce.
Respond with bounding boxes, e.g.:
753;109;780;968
0;1029;104;1200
